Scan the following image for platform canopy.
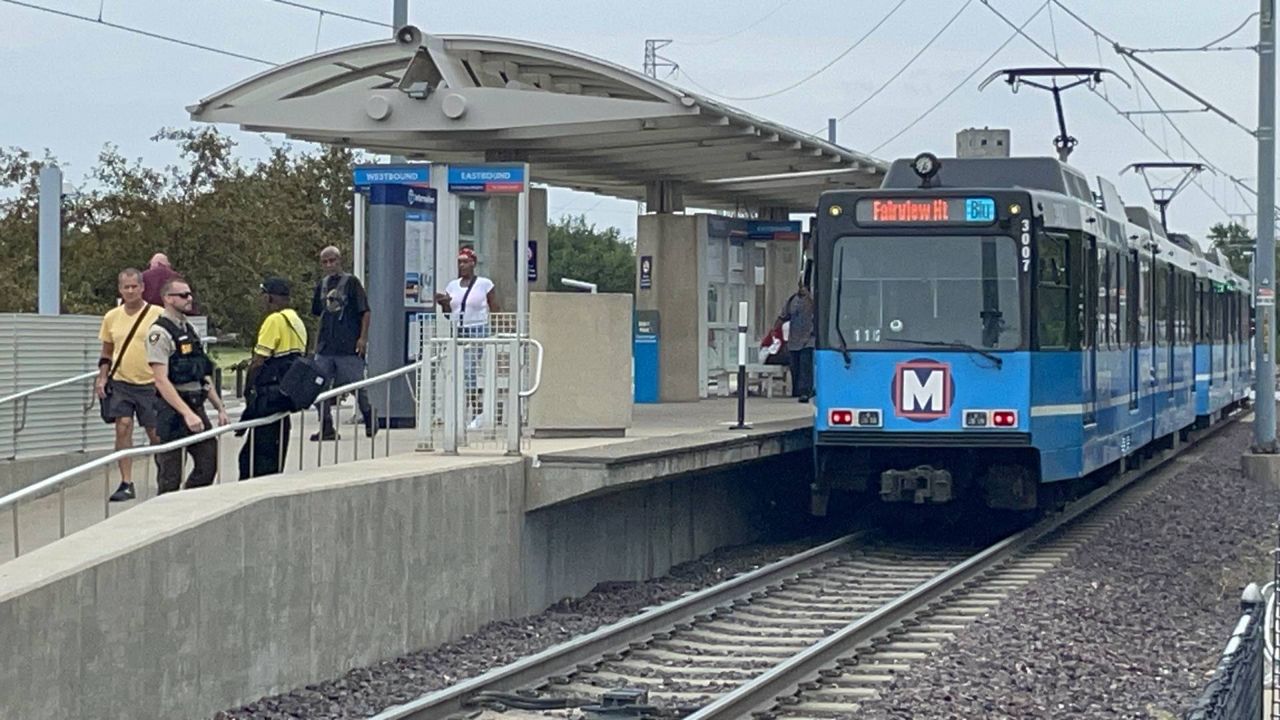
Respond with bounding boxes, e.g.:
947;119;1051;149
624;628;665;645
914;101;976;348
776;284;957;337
189;30;888;211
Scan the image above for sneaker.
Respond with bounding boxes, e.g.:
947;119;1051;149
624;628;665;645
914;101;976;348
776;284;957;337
109;482;135;502
364;423;377;438
309;430;339;442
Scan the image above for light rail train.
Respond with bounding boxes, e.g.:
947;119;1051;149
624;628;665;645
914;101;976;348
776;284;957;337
811;153;1252;512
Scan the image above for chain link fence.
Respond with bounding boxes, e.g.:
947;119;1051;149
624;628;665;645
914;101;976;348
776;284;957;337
1184;583;1266;720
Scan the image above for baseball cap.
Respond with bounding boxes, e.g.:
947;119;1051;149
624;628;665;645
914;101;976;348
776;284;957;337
260;277;291;296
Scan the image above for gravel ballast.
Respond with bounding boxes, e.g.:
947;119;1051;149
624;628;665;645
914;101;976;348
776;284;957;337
214;536;826;719
851;420;1277;720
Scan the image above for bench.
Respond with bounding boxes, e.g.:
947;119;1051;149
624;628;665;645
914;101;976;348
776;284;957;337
710;364;790;398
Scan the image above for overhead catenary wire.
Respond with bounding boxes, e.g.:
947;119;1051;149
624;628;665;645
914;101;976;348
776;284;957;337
0;0;277;65
825;0;973;129
867;1;1048;155
676;0;796;47
980;0;1241;221
262;0;391;28
1130;11;1259;53
674;0;909;102
1048;0;1272;219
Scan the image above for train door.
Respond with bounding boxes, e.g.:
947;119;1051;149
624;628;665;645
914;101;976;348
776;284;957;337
1084;235;1099;424
1166;267;1176;400
1128;250;1140;409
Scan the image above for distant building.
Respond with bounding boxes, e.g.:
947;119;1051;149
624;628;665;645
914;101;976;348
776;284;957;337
956;127;1011;158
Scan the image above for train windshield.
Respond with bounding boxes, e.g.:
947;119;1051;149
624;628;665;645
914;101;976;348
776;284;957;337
829;235;1024;350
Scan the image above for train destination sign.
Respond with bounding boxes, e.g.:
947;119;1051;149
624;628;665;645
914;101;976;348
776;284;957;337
855;197;997;225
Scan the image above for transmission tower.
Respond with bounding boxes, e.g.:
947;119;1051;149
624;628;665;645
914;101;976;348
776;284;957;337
644;39;677;78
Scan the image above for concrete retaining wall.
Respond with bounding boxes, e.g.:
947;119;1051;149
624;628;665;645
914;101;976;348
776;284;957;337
0;449;802;719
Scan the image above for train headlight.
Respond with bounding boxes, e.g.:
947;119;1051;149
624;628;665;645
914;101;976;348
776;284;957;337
856;410;882;427
828;204;843;217
964;411;988;428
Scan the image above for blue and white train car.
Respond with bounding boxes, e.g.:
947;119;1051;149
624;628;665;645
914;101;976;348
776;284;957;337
810;154;1251;512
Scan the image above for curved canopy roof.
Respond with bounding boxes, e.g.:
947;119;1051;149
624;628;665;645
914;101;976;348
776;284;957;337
189;31;887;210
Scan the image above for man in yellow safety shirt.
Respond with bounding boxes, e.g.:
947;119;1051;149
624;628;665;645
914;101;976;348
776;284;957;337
238;277;308;479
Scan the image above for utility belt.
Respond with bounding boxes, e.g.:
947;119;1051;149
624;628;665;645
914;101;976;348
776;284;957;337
171;390;206;408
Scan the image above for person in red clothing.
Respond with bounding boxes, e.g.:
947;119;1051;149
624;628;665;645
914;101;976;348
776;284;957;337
141;253;178;307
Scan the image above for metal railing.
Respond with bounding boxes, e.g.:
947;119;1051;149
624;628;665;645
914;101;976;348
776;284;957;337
0;337;222;460
0;370;98;437
0;360;417;559
414;312;544;454
1184;582;1265;720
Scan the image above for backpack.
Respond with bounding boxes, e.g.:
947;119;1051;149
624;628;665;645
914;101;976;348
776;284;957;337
271;312;326;412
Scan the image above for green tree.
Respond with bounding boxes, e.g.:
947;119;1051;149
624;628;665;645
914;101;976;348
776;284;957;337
0;127;358;344
546;214;635;294
1208;221;1254;277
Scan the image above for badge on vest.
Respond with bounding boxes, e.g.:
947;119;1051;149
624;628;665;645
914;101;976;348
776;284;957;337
180;343;192;353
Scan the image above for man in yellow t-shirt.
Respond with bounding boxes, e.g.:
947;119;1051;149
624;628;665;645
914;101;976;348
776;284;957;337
239;277;308;479
96;268;164;502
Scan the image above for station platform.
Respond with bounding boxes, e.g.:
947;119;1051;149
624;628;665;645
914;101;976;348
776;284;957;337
0;397;813;561
0;397;814;720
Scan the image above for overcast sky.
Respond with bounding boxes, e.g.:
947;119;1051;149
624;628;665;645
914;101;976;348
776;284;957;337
0;0;1266;245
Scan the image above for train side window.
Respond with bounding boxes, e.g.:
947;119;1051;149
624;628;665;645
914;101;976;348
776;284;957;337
1154;262;1167;346
1190;276;1198;342
1085;237;1099;350
1138;257;1150;344
1117;254;1128;346
1036;232;1071;349
1099;251;1111;349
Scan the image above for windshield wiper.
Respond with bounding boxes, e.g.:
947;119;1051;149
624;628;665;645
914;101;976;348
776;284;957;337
833;247;852;368
891;338;1004;369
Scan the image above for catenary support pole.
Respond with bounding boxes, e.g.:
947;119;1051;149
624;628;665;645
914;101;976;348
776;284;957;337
37;164;61;315
1255;0;1277;453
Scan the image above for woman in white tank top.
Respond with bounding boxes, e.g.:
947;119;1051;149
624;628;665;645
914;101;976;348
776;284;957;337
434;248;501;427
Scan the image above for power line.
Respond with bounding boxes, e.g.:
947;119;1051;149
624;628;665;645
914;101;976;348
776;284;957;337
675;0;795;47
980;0;1240;221
1046;0;1060;59
1047;0;1272;219
0;0;277;65
867;1;1048;155
262;0;391;28
675;0;909;102
827;0;973;128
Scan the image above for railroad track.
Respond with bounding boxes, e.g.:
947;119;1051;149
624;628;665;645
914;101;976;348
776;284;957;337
372;416;1236;720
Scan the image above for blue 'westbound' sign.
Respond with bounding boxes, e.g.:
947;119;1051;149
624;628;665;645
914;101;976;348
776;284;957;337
353;164;431;186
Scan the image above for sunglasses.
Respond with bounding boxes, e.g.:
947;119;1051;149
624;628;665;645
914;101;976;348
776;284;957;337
166;291;193;299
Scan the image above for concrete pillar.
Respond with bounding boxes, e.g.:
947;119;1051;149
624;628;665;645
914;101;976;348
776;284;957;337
645;180;685;213
37;165;61;315
636;213;701;401
489;188;548;312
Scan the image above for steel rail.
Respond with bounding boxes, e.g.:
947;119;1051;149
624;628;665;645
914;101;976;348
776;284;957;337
688;411;1242;719
369;531;873;720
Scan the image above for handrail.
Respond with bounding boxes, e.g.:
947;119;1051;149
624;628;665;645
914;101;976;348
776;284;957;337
0;359;424;516
0;336;219;408
0;370;97;407
522;338;544;398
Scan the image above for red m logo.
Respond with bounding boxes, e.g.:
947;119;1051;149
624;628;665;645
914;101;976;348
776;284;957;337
892;360;953;421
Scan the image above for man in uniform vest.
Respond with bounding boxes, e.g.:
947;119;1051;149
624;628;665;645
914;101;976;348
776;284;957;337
146;278;229;493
